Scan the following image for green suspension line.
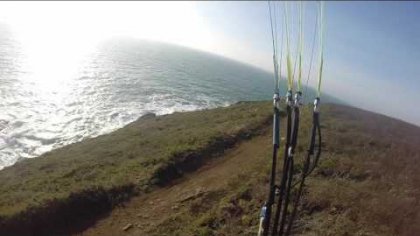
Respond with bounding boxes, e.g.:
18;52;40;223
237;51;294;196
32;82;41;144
317;1;324;97
297;1;303;92
284;1;293;92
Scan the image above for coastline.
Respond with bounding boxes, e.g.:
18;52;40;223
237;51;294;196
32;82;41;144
1;101;419;235
0;101;273;235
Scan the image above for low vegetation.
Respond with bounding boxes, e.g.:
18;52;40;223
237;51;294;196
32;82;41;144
1;101;419;236
114;104;420;236
0;101;273;235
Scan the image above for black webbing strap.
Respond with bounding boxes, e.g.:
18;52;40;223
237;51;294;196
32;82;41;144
271;103;292;235
262;104;281;236
278;105;300;236
284;106;322;236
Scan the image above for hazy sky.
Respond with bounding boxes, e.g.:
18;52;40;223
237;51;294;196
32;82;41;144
0;1;418;125
193;1;420;126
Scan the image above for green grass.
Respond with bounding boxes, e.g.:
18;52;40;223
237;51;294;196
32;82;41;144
1;101;420;236
136;104;420;236
0;101;272;222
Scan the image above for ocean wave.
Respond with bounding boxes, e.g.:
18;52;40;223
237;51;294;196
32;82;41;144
0;39;273;170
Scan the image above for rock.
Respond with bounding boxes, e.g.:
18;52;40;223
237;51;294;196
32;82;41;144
122;223;133;231
171;205;179;210
179;188;206;203
139;113;156;120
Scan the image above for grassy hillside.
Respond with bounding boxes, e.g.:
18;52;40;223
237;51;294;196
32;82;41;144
118;105;420;236
83;103;420;236
0;101;273;235
1;101;419;236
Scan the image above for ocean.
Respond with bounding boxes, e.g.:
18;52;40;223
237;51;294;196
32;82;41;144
0;31;281;169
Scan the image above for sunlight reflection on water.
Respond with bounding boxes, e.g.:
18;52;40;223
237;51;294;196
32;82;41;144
0;34;274;169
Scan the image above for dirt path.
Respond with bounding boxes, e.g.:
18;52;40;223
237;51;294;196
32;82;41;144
79;129;271;236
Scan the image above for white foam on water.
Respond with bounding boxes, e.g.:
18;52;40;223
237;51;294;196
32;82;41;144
0;39;273;170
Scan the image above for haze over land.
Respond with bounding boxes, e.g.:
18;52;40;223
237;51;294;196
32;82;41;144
0;1;418;126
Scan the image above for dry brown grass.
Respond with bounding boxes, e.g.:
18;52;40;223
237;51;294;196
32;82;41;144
1;102;419;236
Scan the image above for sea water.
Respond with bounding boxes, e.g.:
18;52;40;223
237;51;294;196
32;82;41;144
0;31;279;169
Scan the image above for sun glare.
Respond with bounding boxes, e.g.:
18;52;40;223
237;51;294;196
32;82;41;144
0;1;214;86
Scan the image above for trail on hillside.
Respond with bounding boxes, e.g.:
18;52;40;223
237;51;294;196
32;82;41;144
81;128;273;236
79;105;420;236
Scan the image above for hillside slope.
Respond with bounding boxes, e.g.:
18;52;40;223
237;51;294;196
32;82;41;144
0;102;419;235
0;101;273;235
81;104;420;236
